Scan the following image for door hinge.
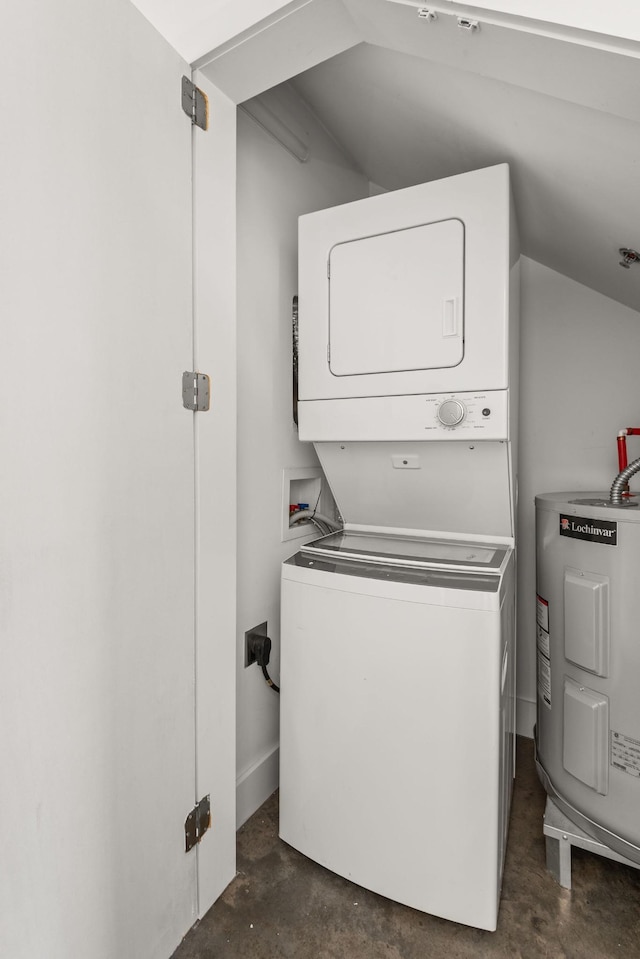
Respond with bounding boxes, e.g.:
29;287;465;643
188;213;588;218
182;371;211;412
181;76;208;131
327;344;331;364
185;795;211;852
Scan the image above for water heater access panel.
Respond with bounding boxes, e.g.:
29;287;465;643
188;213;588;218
298;163;518;404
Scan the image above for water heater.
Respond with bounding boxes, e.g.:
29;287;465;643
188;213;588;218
535;491;640;863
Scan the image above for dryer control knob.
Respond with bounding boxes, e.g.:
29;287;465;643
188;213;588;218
437;398;466;427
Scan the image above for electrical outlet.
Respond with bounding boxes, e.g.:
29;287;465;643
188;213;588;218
245;621;268;668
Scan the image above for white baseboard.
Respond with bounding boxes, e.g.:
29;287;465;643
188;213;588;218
517;696;536;739
236;745;280;829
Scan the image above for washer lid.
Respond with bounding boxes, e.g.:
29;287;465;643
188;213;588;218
314;441;514;541
301;530;508;573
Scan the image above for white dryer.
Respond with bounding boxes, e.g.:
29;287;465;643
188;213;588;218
279;164;519;931
297;162;519;446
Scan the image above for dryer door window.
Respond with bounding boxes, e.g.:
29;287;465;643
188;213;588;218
328;218;464;377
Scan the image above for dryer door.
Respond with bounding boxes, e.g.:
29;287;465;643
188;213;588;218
329;219;463;377
297;165;514;403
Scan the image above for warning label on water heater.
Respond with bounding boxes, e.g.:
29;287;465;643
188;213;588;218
537;651;551;708
536;594;551;708
611;731;640;778
536;595;549;632
536;624;550;659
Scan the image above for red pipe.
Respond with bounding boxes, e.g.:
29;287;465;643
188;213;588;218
618;434;629;472
616;429;640;493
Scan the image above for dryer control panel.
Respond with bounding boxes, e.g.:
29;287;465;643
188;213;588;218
426;390;509;438
298;389;510;442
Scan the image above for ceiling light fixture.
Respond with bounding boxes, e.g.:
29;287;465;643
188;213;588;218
619;248;640;269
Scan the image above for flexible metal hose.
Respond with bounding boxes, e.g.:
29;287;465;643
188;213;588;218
610;455;640;505
289;509;341;530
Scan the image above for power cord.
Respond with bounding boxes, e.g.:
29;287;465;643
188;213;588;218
246;630;280;693
310;486;322;521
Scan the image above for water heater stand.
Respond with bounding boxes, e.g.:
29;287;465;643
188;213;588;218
543;796;640;889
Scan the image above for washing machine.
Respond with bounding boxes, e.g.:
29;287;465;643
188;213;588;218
280;164;520;931
280;530;515;931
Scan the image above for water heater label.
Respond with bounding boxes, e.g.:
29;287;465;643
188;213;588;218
537;651;551;708
536;624;550;659
611;731;640;779
559;514;617;546
536;594;549;632
536;594;551;707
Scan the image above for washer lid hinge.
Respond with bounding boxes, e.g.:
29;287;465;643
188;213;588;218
181;76;208;130
182;371;211;412
185;795;211;852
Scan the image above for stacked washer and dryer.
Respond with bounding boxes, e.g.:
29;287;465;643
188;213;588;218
279;164;520;931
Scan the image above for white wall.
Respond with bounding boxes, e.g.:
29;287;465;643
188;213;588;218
517;256;640;734
128;0;640;67
235;97;368;825
129;0;297;63
460;0;640;41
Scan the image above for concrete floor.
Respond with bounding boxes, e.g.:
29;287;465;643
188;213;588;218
173;738;640;958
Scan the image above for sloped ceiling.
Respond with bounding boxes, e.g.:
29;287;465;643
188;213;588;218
280;8;640;312
132;0;640;312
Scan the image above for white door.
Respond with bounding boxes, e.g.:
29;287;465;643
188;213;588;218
0;2;199;957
